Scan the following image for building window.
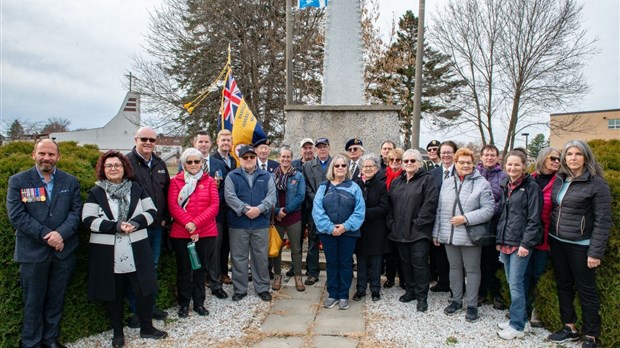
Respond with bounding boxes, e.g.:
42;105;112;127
608;119;620;129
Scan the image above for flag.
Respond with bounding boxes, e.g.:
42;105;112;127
219;67;267;164
299;0;327;9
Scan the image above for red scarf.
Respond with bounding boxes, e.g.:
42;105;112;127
385;167;402;190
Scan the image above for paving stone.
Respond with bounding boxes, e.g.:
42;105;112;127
313;314;365;335
271;298;320;315
261;313;315;334
313;335;359;348
252;336;305;348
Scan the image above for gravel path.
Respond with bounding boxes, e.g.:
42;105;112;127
67;276;583;348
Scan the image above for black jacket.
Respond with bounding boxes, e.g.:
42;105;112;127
386;170;438;243
496;174;543;249
550;171;612;259
354;175;389;255
126;147;170;225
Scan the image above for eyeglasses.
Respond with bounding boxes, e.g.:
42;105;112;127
185;160;201;165
457;161;473;166
139;137;157;143
427;147;438;152
348;147;361;152
241;155;256;160
440;152;454;156
548;156;560;162
403;159;417;164
362;165;376;169
333;164;348;168
104;163;123;170
389;158;402;163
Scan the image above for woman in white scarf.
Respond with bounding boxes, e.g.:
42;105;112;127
168;148;220;319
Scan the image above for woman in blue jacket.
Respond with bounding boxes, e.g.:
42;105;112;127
270;146;306;292
313;154;365;310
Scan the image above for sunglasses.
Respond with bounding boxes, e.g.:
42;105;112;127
403;159;416;164
548;155;560;162
389;158;402;163
139;137;157;143
427;147;438;152
348;147;361;152
333;164;348;168
185;160;201;165
241;155;256;160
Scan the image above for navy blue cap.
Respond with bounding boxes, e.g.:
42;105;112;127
315;137;330;146
345;138;363;150
238;145;257;157
252;138;271;147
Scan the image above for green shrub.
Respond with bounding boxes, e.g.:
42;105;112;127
0;141;176;348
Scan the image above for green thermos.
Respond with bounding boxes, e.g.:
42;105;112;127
187;242;202;270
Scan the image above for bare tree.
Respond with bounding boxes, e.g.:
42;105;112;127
132;0;324;140
431;0;596;154
41;117;71;134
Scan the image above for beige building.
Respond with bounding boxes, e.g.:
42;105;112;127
550;109;620;149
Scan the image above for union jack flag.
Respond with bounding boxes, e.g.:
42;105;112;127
219;68;241;130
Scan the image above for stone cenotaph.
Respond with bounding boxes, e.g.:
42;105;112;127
284;0;400;152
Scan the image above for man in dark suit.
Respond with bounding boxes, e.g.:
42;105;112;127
212;129;237;171
429;140;458;293
302;137;332;285
254;138;279;173
191;131;230;298
7;139;82;348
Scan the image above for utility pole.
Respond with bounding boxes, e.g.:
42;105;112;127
285;0;293;105
411;0;425;149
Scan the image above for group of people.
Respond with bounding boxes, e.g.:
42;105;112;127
7;129;611;348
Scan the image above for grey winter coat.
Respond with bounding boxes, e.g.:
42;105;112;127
432;170;495;246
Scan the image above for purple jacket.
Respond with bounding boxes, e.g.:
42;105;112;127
477;163;508;215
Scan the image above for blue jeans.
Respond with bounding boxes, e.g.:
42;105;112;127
148;225;163;270
318;234;357;299
524;249;549;311
500;250;531;331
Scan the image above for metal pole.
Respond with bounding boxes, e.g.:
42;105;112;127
522;132;530;157
411;0;425;149
285;0;293;105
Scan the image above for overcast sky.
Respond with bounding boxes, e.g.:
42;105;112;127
1;0;618;146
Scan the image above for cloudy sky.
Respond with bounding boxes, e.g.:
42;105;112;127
1;0;618;145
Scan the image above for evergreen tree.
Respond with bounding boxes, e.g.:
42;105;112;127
528;133;550;159
7;120;25;141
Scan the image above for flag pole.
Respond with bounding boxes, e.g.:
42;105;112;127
285;0;293;105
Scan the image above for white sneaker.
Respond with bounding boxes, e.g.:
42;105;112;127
497;325;525;340
497;321;530;333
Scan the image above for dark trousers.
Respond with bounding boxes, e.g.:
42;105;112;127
319;234;357;299
104;272;154;334
217;222;230;276
356;253;382;293
306;221;321;277
385;246;404;283
549;237;601;337
396;239;430;300
19;253;76;348
171;237;215;308
478;244;502;299
430;243;450;288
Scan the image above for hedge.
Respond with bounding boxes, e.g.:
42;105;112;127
1;140;618;347
0;142;176;348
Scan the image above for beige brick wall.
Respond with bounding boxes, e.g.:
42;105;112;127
550;109;620;149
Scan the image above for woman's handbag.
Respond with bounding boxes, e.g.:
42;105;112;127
454;177;495;246
268;224;282;257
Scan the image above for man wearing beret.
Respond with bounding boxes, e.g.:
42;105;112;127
253;139;279;174
224;145;276;302
424;140;442;172
345;138;364;179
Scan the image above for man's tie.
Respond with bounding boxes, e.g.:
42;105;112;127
350;163;356;176
261;163;266;171
202;160;209;174
444;170;450;180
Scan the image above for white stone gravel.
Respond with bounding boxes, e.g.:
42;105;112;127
67;281;270;348
365;282;582;348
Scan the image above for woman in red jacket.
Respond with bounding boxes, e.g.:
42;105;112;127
525;147;560;327
168;148;219;318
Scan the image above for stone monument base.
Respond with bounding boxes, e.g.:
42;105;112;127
283;105;401;155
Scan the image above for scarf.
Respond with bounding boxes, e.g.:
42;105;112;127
178;170;203;209
274;166;296;191
96;179;132;222
385;167;402;190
